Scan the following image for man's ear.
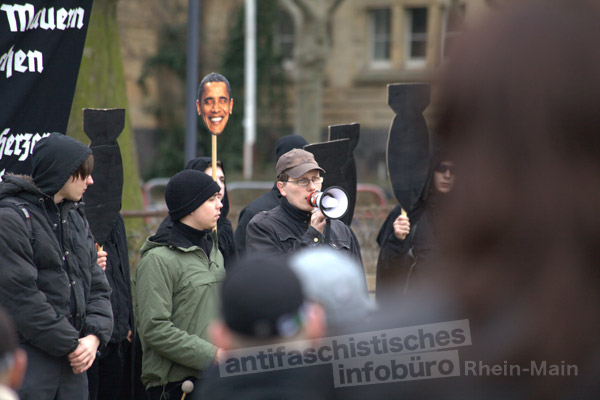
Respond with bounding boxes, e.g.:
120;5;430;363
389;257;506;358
196;99;201;116
209;320;234;351
303;303;327;341
8;349;27;390
229;98;234;114
277;181;286;197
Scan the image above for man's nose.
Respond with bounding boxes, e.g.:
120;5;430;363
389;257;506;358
216;199;223;209
87;175;94;185
307;179;317;191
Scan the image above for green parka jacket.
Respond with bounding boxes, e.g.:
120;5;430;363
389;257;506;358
133;224;225;388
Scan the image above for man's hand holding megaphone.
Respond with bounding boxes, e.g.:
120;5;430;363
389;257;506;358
309;206;327;234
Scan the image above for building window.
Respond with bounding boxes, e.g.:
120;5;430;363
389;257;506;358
370;8;391;67
405;7;428;69
275;9;295;66
441;3;465;60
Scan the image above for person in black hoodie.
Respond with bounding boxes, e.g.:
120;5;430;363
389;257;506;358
155;157;236;270
375;147;455;302
87;213;134;400
234;134;308;255
0;132;113;400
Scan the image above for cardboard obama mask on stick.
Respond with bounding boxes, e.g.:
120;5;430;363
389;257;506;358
196;72;233;136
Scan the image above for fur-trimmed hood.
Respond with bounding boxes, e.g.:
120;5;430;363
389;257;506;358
0;173;45;202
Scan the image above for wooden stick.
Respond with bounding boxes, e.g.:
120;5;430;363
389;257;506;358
211;134;218;233
95;243;106;271
211;134;217;181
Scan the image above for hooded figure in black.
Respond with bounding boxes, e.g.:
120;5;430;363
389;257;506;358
375;146;454;303
234;134;308;254
87;213;134;400
0;132;113;400
155;157;236;270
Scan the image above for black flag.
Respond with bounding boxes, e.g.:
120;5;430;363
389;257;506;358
0;0;94;178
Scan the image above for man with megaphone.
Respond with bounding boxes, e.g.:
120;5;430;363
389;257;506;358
246;149;362;265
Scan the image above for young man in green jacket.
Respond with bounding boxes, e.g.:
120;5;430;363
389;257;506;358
133;170;225;400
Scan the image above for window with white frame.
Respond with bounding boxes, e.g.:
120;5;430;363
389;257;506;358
441;3;465;60
405;7;428;69
369;8;391;67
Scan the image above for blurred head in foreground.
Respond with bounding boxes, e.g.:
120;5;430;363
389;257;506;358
210;254;325;350
289;248;374;334
431;0;600;396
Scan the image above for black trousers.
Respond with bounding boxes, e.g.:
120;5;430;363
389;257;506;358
88;340;130;400
19;343;88;400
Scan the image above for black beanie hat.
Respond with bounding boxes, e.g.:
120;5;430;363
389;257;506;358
165;170;220;221
222;255;305;338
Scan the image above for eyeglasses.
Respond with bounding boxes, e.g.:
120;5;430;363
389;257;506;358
435;163;455;175
284;176;324;186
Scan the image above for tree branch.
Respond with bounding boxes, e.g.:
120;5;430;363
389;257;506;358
288;0;320;19
327;0;344;17
279;0;303;27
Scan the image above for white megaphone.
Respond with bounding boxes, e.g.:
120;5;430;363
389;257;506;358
306;186;349;220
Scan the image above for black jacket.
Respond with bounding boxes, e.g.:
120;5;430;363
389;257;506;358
234;184;281;254
246;197;363;265
375;147;447;299
102;213;133;343
0;135;113;357
235;134;309;255
374;205;416;299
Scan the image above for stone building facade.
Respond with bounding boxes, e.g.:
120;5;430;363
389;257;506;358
117;0;488;180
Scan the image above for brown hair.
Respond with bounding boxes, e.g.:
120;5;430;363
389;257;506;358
72;154;94;180
277;172;289;182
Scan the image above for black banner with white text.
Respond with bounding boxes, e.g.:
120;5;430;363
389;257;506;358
0;0;94;178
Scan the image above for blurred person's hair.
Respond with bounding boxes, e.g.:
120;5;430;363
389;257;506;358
289;248;373;334
433;0;600;395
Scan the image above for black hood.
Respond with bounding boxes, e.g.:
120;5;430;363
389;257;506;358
274;134;308;162
410;142;451;217
184;156;230;219
32;133;91;196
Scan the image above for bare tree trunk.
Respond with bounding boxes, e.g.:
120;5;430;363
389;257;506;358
67;0;144;232
280;0;343;143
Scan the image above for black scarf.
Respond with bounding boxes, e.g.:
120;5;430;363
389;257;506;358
173;221;213;257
